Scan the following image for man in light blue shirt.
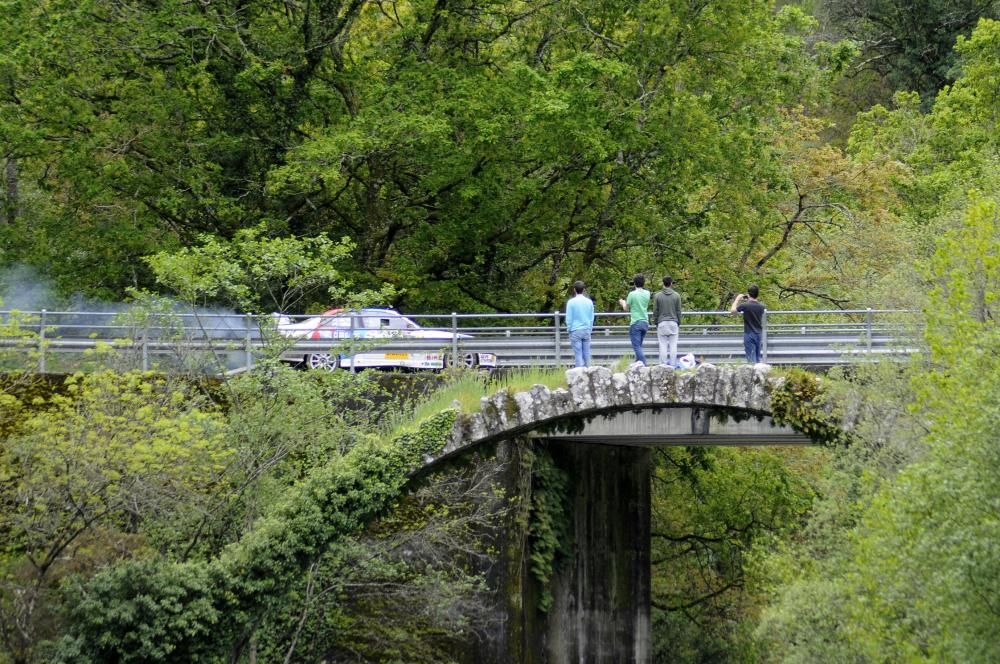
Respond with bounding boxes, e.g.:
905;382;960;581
565;280;595;367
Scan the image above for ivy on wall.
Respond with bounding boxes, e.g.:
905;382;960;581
770;368;852;447
50;410;459;661
526;446;572;613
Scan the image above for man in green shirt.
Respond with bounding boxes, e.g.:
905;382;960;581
619;273;651;365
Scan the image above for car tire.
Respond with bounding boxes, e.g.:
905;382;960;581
445;352;478;369
305;352;339;371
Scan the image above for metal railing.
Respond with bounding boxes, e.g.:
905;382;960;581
0;308;924;374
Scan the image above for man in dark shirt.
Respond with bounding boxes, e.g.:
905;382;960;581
730;284;766;364
652;275;682;367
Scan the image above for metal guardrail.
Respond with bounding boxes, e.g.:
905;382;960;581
0;308;923;374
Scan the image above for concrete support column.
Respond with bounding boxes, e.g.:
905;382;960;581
471;440;651;663
544;441;651;664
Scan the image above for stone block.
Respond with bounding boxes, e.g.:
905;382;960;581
514;390;536;427
567;368;595;410
729;364;754;409
748;364;773;411
479;394;502;432
464;411;489;443
611;372;633;407
550;388;574;418
693;363;718;403
529;384;555;423
626;363;652;405
676;370;697;403
649;364;677;403
590;367;614;409
488;389;515;430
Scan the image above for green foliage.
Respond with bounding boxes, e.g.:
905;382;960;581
753;195;1000;662
145;224;395;313
822;0;999;105
650;446;820;661
50;410;459;660
0;0;860;312
771;368;851;446
0;371;228;661
526;447;572;613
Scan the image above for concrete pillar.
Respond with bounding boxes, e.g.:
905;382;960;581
544;441;651;664
469;439;651;663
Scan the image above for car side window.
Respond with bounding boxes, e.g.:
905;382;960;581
324;316;351;328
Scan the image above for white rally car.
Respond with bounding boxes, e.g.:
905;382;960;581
274;308;498;371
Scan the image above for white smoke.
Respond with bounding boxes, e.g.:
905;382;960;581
0;265;260;371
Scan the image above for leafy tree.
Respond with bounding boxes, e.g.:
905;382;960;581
649;445;817;661
753;197;1000;662
47;410;459;661
821;0;999;105
145;224;395;313
0;371;228;662
0;0;860;312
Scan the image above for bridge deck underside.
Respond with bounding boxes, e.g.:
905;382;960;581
532;407;813;447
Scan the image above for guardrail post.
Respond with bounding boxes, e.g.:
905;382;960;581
451;312;458;368
245;314;253;370
553;311;561;367
349;312;356;374
760;309;768;364
142;323;149;371
866;307;873;355
38;309;46;373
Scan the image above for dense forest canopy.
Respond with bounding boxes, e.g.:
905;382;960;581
2;0;1000;662
0;0;935;312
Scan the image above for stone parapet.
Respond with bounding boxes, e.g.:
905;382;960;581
439;363;788;459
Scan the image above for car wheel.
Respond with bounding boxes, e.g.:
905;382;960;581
305;352;338;371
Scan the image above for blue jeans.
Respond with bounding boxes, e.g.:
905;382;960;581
569;328;592;367
744;331;762;364
628;321;648;364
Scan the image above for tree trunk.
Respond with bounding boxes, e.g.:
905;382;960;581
2;156;17;224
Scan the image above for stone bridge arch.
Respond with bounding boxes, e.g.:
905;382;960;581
423;362;836;472
408;363;850;664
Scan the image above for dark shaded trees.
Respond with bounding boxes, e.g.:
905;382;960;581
0;0;854;311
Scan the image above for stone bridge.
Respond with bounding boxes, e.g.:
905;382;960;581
410;363;851;664
426;362;843;468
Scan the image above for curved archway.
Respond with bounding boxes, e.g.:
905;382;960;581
420;363;840;472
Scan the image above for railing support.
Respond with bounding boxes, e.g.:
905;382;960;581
866;307;873;356
451;312;459;368
553;311;561;367
349;312;356;374
760;309;768;364
38;309;46;373
245;314;254;370
142;323;149;371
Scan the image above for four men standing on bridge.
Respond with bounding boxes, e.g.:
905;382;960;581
571;276;765;367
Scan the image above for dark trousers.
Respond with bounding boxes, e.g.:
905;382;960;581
744;331;762;364
628;320;648;364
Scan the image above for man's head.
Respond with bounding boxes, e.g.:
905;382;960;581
633;273;645;288
662;275;673;288
574;280;586;295
748;284;759;299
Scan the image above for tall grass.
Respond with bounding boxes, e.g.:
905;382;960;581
382;367;569;436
